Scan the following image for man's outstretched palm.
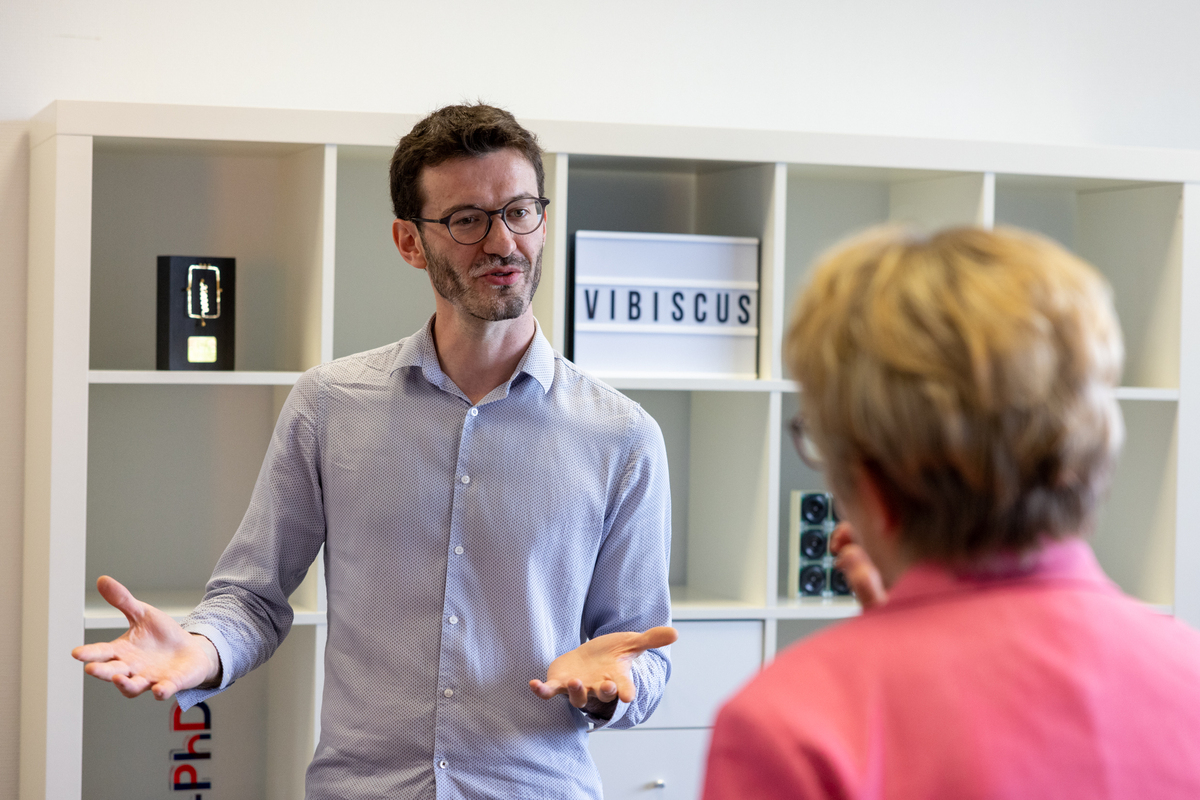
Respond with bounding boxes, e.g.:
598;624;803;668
529;626;678;715
71;576;220;700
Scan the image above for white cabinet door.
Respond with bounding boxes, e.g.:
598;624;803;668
645;620;762;729
590;728;711;799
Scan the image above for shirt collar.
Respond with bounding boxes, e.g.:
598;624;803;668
389;315;555;397
882;536;1117;610
514;319;556;394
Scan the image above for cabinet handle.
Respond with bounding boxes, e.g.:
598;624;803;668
648;778;666;789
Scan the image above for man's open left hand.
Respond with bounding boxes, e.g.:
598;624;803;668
530;626;678;716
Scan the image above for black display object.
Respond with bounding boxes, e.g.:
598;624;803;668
157;256;235;370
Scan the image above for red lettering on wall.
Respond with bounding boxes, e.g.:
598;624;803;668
172;764;212;790
172;702;211;731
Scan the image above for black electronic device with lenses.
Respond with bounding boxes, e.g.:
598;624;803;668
796;491;852;598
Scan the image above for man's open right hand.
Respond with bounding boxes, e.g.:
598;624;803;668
71;576;221;700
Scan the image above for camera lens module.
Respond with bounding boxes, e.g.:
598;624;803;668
800;564;827;596
800;529;827;559
830;568;851;596
800;493;829;525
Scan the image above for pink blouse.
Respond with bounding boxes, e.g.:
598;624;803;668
703;538;1200;799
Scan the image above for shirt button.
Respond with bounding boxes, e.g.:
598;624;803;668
454;546;464;555
470;408;479;417
448;615;459;624
460;475;470;484
439;759;448;769
443;688;454;698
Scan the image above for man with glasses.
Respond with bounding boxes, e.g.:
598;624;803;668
75;103;676;799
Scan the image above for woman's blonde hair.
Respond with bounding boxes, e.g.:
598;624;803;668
786;225;1125;563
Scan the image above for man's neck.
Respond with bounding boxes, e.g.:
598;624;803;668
430;304;537;405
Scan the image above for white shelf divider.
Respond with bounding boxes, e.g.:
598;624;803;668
320;143;339;365
23;130;93;800
1175;181;1200;630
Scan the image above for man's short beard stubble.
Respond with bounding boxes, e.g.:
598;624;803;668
420;230;543;322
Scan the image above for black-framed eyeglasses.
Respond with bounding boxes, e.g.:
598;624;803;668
409;196;550;245
788;415;824;470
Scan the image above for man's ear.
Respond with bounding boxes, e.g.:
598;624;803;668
393;219;428;271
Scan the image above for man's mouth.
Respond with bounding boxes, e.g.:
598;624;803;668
476;264;524;287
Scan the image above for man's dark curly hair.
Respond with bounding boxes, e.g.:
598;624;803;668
389;103;545;222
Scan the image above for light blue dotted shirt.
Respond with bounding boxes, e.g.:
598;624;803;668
179;319;673;799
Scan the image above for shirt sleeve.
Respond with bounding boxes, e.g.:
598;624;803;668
177;369;327;710
578;404;673;730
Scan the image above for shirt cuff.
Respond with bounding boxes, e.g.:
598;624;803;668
582;698;630;730
175;621;236;711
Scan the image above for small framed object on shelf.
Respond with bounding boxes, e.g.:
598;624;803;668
157;256;236;370
787;490;852;599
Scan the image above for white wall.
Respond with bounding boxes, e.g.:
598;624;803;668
3;0;1200;148
3;1;1200;796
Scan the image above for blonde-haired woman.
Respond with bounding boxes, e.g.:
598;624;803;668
703;226;1200;799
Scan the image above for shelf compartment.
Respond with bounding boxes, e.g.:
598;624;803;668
1092;398;1178;605
333;146;436;359
776;392;1179;608
776;389;1179;607
995;175;1183;390
565;155;778;239
81;623;320;800
86;384;285;602
776;392;829;601
783;165;993;352
90;137;330;373
564;155;784;378
625;389;773;607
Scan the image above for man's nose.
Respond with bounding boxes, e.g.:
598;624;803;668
482;215;518;257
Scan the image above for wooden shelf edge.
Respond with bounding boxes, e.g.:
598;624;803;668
603;376;794;393
1114;386;1180;401
89;369;304;386
84;592;324;629
36;100;1200;182
771;600;862;620
84;613;327;630
777;385;1174;400
670;601;861;621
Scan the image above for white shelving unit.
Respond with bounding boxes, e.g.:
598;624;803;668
23;101;1200;800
